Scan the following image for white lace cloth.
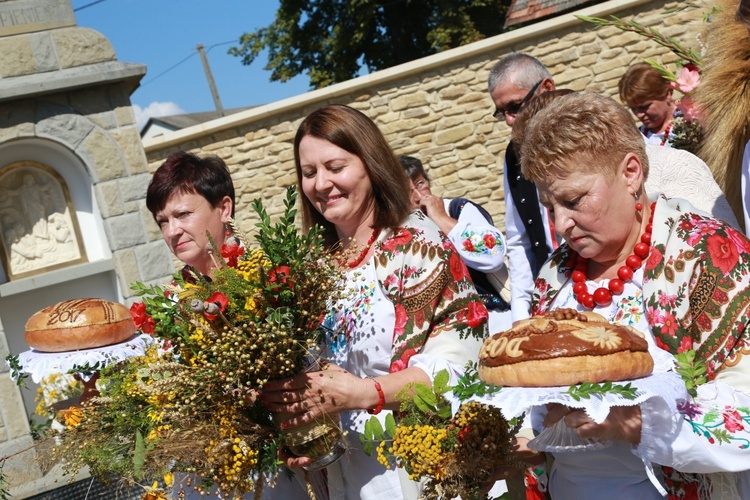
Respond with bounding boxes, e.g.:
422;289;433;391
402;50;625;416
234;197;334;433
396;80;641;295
454;347;686;424
13;333;155;383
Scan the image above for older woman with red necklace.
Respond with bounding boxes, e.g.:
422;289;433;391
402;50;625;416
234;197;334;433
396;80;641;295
518;92;750;499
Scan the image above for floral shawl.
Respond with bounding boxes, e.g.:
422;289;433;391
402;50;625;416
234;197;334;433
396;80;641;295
373;211;488;373
531;196;750;375
531;196;750;499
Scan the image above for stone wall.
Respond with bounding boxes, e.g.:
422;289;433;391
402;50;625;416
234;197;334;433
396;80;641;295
142;0;706;283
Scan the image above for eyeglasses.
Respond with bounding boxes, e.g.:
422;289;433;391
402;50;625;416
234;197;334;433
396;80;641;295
493;80;544;121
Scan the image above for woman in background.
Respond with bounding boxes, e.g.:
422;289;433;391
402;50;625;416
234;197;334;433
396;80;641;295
619;62;676;147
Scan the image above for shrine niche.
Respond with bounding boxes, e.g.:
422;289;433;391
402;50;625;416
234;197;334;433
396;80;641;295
0;161;86;280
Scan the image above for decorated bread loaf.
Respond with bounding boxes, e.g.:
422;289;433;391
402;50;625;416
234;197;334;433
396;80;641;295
25;298;136;352
478;308;653;387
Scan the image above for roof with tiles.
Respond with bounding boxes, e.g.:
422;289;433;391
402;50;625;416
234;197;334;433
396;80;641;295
504;0;602;28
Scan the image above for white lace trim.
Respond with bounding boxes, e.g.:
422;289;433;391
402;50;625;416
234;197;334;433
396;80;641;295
458;369;687;425
12;333;155;383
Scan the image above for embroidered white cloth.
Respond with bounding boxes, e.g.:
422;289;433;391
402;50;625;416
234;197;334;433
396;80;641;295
13;333;155;383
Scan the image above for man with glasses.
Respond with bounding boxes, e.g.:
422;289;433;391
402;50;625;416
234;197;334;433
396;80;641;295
488;53;557;324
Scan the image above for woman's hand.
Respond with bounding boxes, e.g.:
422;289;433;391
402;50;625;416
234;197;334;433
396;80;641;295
261;363;371;428
544;403;642;444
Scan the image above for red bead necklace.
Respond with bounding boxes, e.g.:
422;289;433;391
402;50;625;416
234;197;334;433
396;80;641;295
571;202;655;309
347;228;381;268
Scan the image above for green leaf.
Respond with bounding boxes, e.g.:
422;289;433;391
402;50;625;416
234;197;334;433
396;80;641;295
433;369;450;394
437;404;453;420
385;413;397;437
414;384;438;408
413;393;434;414
369;416;385;440
133;430;146;479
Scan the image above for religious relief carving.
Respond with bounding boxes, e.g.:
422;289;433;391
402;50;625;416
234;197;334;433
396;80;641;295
0;162;87;280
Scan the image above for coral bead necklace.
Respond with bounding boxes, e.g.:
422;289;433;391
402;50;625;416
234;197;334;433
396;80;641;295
346;227;381;268
571;202;655;309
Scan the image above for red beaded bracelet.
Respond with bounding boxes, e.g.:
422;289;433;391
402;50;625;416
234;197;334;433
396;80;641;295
367;377;385;415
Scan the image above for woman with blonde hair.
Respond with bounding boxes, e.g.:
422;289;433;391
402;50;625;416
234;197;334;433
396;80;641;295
519;91;750;498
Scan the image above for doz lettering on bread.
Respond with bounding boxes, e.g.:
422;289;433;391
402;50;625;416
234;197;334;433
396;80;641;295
478;308;653;387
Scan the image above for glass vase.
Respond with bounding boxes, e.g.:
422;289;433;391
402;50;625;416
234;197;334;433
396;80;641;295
273;411;347;471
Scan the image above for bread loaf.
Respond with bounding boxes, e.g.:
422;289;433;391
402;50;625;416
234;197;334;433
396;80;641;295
478;308;653;387
25;298;136;352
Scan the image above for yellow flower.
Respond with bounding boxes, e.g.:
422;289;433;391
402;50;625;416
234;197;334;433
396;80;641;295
60;406;84;429
163;472;174;487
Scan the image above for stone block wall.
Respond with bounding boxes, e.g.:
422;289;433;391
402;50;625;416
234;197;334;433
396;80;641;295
140;0;703;286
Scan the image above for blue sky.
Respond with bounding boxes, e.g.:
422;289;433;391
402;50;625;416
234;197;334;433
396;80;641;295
71;0;312;130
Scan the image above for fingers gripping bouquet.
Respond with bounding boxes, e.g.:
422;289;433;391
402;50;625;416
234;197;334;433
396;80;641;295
50;186;348;498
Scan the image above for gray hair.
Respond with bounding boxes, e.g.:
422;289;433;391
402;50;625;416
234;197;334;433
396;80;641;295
488;53;552;92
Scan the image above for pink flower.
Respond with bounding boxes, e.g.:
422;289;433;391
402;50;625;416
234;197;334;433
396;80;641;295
646;306;664;325
673;65;700;93
677;96;699;122
390;347;418;373
722;407;745;433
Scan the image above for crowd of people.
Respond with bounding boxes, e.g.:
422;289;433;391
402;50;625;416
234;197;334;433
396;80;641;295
134;1;750;499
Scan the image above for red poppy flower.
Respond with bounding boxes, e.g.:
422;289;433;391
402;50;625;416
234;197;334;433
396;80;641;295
220;244;245;268
268;265;293;292
463;239;475;252
129;302;155;334
204;292;229;321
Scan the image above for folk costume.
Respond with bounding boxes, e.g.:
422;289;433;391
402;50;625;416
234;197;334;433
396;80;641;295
531;196;750;499
273;211;488;499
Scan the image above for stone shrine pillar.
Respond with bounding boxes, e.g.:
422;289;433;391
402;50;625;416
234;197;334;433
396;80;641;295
0;0;174;496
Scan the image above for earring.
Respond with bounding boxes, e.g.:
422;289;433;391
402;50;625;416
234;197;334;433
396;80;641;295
634;192;643;212
224;222;240;246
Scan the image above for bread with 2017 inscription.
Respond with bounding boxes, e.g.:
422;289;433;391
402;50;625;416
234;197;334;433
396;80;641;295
478;308;654;387
25;298;136;352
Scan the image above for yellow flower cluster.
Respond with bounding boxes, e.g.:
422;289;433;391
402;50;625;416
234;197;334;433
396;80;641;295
35;372;81;418
381;424;449;480
60;406;84;429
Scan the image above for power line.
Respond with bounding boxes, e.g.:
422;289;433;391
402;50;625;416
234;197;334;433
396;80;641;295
140;51;198;88
140;40;237;88
73;0;109;12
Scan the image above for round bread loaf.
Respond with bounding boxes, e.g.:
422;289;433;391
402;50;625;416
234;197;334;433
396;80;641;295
25;298;136;352
478;308;653;387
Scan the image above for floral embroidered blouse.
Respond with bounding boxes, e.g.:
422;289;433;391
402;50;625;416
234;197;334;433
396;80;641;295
440;199;506;274
531;196;750;499
314;211;488;500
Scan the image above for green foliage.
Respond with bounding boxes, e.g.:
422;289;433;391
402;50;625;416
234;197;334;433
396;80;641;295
5;354;27;388
452;361;501;401
565;381;637;402
576;14;702;67
675;350;707;398
229;0;512;89
131;281;184;341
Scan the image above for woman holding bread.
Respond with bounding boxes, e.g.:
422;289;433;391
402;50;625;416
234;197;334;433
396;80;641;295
261;104;489;499
516;92;750;498
146;151;235;278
